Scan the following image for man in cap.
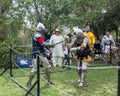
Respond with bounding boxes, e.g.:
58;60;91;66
49;28;65;67
27;22;54;87
70;27;92;87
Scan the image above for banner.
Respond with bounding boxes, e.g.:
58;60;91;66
17;56;32;68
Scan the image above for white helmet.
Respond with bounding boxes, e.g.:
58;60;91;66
36;22;46;31
75;29;83;34
73;26;83;34
73;26;83;39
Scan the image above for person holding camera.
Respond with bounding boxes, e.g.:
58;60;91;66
102;31;118;54
102;31;118;63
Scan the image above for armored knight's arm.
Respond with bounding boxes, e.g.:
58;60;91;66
33;32;54;48
70;38;88;52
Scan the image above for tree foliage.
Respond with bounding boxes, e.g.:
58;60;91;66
0;0;120;68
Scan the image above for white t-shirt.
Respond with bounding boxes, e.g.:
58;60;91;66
102;35;115;47
102;35;115;53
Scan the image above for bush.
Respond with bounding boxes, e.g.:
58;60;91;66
0;44;10;68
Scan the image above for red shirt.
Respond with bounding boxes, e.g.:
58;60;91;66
36;37;45;45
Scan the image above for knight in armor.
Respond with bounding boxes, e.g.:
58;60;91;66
70;28;92;87
27;22;54;87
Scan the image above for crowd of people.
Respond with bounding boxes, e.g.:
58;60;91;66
27;22;118;87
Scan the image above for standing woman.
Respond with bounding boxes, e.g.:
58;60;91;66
63;37;69;65
49;28;65;67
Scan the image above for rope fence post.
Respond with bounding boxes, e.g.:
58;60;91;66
10;44;13;77
24;53;40;96
118;61;120;96
109;41;112;64
0;44;13;76
37;54;40;96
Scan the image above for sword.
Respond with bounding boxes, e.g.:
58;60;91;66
53;36;76;46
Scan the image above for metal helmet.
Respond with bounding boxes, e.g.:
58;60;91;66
36;22;46;32
73;26;83;39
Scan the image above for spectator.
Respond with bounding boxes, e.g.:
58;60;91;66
93;38;102;60
94;39;102;53
83;25;95;51
102;31;118;54
63;37;72;65
49;28;65;67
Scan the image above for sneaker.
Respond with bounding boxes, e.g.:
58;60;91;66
79;82;84;87
48;80;54;85
27;82;31;87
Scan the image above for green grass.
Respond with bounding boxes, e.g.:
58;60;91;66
0;62;118;96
